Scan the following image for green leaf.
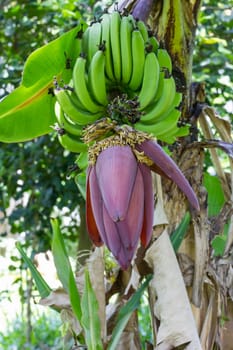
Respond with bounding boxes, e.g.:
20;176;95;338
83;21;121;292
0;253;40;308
108;275;152;350
170;212;191;252
81;269;103;350
212;223;229;257
204;173;225;217
0;84;56;142
22;25;84;87
76;151;88;170
51;218;70;291
15;242;52;299
212;234;227;256
75;171;86;200
0;25;83;143
69;269;83;322
51;218;82;322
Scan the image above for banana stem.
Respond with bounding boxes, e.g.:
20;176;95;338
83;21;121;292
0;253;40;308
149;0;202;119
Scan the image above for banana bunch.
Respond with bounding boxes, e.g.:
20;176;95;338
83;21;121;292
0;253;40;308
54;11;188;152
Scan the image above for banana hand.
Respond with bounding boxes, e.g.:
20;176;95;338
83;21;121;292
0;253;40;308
101;13;115;81
55;89;102;126
138;52;160;110
110;11;122;82
135;108;181;142
88;50;108;106
54;101;83;136
58;131;87;153
128;29;145;91
87;21;102;64
139;76;176;124
73;55;104;113
120;15;133;85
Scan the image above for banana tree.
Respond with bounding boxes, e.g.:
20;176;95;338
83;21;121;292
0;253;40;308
1;0;232;349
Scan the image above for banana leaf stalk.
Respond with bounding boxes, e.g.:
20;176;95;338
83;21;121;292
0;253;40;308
85;136;199;270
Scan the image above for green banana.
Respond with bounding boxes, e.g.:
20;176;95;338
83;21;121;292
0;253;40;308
157;48;172;74
136;20;149;42
73;55;103;113
139;76;176;124
88;50;108;106
150;91;182;124
157;123;189;144
81;26;90;55
63;11;180;143
100;13;115;81
55;89;101;126
120;15;133;85
128;29;145;91
147;35;159;53
153;71;165;103
168;124;189;139
164;91;182;114
68;90;87;110
54;101;83;136
87;21;102;64
135;108;181;141
76;151;88;170
154;110;182;143
127;14;136;27
138;52;160;110
110;11;121;81
58;131;87;153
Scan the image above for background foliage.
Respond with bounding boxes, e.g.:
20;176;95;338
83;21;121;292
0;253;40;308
193;0;233;118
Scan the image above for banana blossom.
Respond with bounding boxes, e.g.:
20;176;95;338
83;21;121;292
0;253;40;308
86;139;199;269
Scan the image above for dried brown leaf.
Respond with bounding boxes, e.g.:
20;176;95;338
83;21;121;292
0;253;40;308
153;174;169;226
114;310;141;350
85;247;106;339
39;287;70;309
200;287;218;350
192;140;233;159
60;308;82;335
177;253;194;287
40;289;82;336
145;230;202;349
114;331;140;350
204;106;232;143
124;265;140;295
198;105;233;260
199;111;231;199
191;196;209;307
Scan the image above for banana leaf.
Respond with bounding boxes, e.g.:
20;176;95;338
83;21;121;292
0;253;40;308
15;242;52;299
51;218;82;322
81;269;103;350
170;212;191;252
0;23;84;142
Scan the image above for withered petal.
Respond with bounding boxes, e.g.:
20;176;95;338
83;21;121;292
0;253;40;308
137;140;200;211
95;145;138;222
138;163;154;247
86;166;103;246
